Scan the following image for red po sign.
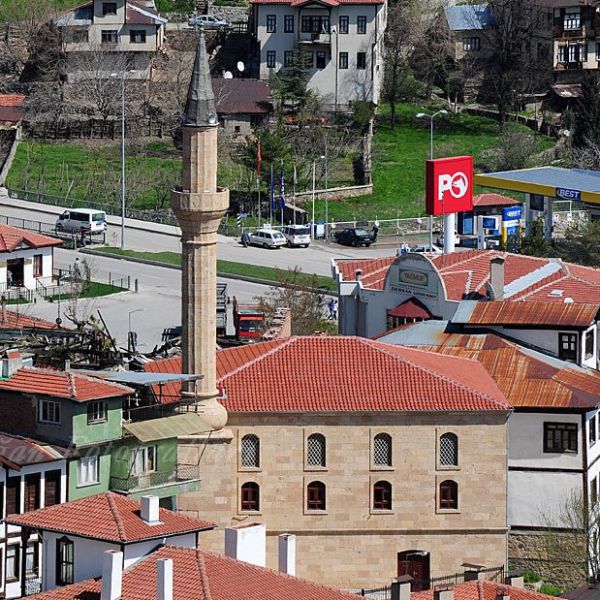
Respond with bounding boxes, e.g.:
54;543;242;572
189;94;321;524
425;156;474;216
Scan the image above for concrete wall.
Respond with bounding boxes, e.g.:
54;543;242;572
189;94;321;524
0;246;53;290
177;411;508;588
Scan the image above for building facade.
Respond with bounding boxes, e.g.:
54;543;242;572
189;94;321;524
250;0;387;109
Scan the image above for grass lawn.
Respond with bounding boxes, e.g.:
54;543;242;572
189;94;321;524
46;281;128;301
94;247;337;291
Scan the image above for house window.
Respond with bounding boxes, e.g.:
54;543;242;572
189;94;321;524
130;30;147;44
357;15;367;34
564;7;581;30
101;30;118;44
592;477;598;506
6;476;20;515
33;254;43;278
339;52;348;69
87;400;107;424
284;15;294;33
266;14;276;33
373;480;392;510
357;52;366;69
316;51;326;69
102;2;117;15
558;45;567;63
131;445;157;476
77;455;99;486
544;422;578;453
307;481;326;510
26;541;39;576
439;480;458;509
266;50;276;69
24;473;40;513
302;16;329;33
579;42;588;62
6;545;19;582
241;434;260;468
241;482;260;511
586;330;595;360
56;537;74;586
307;433;326;466
284;50;294;67
590;415;597;446
45;470;62;507
439;433;458;466
339;15;349;33
596;42;600;60
559;332;578;361
69;29;89;43
568;44;577;63
373;433;392;466
463;37;480;51
38;399;60;424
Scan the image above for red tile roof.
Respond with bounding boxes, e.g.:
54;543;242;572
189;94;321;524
387;298;432;319
144;337;510;413
463;300;600;327
0;310;57;330
0;433;67;470
0;95;25;107
335;250;600;303
29;545;364;600
213;78;272;115
7;493;216;544
0;224;61;252
0;367;133;401
252;0;382;4
412;580;556;600
473;193;520;207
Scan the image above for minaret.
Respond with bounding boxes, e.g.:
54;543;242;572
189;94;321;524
171;31;229;430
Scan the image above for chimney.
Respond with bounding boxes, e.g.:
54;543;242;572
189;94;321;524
497;594;510;600
224;523;266;567
2;351;22;378
391;575;413;600
100;550;123;600
278;533;296;576
140;495;160;524
463;565;487;582
355;269;362;282
488;256;505;300
434;586;454;600
157;558;174;600
505;571;524;588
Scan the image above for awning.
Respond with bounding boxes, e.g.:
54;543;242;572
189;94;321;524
123;413;213;442
387;298;432;319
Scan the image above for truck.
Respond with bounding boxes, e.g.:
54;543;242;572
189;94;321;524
232;297;265;341
216;283;228;336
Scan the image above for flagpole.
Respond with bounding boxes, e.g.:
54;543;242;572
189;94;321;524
269;163;273;225
293;164;297;225
257;178;261;228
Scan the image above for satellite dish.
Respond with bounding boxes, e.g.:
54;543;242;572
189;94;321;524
237;61;245;72
207;113;217;125
224;71;233;79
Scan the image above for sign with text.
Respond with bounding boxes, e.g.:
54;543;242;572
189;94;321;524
502;205;523;221
426;156;474;216
556;188;581;201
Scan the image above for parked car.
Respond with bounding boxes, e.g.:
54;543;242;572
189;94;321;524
334;228;373;247
435;231;461;247
282;225;311;248
410;244;442;254
188;14;229;29
249;229;287;249
55;209;107;234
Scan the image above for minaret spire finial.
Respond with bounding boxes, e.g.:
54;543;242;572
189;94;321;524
183;28;217;127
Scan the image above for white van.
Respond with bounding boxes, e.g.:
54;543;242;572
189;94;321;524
249;228;287;249
282;225;311;248
56;209;107;234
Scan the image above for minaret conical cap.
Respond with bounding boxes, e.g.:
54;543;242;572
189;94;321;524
183;29;217;127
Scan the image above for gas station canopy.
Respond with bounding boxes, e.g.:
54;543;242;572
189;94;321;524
475;167;600;205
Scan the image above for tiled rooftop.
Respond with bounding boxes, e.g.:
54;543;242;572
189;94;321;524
0;224;62;252
413;581;556;600
0;433;67;468
7;492;216;544
0;310;57;330
473;193;520;207
145;336;510;412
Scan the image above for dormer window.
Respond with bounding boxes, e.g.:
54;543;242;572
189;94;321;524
103;2;117;16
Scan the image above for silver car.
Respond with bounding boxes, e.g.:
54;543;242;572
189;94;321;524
188;15;229;29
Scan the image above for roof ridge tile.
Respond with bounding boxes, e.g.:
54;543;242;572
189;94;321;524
106;492;128;542
219;338;293;381
195;549;213;600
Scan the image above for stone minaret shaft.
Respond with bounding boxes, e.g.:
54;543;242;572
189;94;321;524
171;32;229;429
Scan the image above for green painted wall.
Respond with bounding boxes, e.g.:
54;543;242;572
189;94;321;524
67;446;112;500
71;398;122;446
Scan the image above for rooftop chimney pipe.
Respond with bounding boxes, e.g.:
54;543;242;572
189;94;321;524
100;550;123;600
157;558;174;600
278;533;296;576
488;256;505;300
140;495;160;524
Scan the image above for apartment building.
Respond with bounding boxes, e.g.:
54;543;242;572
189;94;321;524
250;0;387;109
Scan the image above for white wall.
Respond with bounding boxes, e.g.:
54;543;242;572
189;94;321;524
1;246;54;290
123;533;196;570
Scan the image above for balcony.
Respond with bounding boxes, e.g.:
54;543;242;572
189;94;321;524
299;32;331;45
109;465;201;497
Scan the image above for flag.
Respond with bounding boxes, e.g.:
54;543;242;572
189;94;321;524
279;168;285;210
270;167;276;211
256;140;262;176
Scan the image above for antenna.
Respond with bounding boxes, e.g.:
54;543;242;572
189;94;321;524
237;61;245;72
224;71;233;79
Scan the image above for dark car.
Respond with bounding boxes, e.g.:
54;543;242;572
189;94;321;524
334;228;373;247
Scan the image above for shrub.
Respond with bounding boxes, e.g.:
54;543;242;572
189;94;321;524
538;584;562;596
523;571;542;584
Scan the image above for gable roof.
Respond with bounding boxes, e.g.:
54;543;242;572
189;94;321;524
0;367;133;401
387;297;432;319
444;4;494;31
378;325;600;410
7;492;216;544
0;433;67;470
413;581;556;600
212;78;272;115
28;545;375;600
0;224;61;252
473;193;520;207
144;336;510;413
0;310;57;330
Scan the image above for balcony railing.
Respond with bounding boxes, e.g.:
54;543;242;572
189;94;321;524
109;465;201;493
24;577;42;596
298;32;331;44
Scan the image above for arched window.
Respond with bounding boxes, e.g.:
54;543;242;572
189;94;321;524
307;433;326;467
307;481;326;510
373;480;392;510
439;480;458;510
241;434;260;468
439;433;458;466
373;433;392;466
241;482;260;511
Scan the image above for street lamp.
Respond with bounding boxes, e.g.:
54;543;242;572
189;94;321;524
416;110;448;251
311;159;316;239
128;308;144;354
321;154;328;237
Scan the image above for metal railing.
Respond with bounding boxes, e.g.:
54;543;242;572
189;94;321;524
109;465;201;493
24;577;42;596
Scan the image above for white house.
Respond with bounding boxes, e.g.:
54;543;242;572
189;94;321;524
6;492;216;593
0;224;61;294
0;433;68;598
250;0;387;109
